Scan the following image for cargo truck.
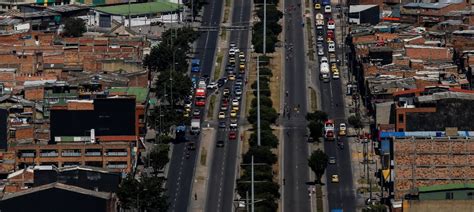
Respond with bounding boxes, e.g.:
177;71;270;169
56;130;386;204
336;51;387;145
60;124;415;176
319;62;330;82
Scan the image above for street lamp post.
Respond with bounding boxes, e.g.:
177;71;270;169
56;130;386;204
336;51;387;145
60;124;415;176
257;57;261;147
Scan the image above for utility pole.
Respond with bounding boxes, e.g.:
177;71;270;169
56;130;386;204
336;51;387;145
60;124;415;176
251;156;255;212
257;57;261;146
263;0;266;55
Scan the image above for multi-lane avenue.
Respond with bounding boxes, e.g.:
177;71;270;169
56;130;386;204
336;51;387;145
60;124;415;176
282;0;311;211
204;0;251;210
166;0;224;211
314;3;357;211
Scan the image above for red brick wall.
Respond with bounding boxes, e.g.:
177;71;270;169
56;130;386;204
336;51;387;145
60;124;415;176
405;46;452;61
127;72;148;87
24;87;44;101
66;101;94;110
15;127;34;140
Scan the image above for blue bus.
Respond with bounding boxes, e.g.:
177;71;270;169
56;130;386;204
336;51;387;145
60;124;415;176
191;59;200;72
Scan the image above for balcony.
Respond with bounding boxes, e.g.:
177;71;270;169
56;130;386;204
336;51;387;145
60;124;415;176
84;151;102;156
107;163;128;169
20;153;35;158
106;152;128;156
62;151;81;157
40;152;59;157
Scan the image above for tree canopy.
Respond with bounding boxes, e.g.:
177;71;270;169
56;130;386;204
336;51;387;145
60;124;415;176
308;149;329;184
63;18;86;37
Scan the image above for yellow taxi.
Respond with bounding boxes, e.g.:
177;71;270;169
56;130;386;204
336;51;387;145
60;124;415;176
314;3;321;10
239;61;245;70
218;112;226;119
230;110;237;118
228;74;236;81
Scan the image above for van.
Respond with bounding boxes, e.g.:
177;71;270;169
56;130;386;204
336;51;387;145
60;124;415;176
328;41;335;52
324;5;331;13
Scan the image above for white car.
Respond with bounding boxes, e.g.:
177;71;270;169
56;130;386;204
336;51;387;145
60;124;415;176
324;5;332;13
317;35;324;41
339;123;346;131
331;174;339;183
207;82;217;89
230;119;238;128
218;112;226;119
232;99;239;106
198;80;207;89
320;56;328;64
328;41;336;52
318;48;324;56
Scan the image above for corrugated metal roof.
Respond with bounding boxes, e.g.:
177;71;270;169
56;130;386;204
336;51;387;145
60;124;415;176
418;183;474;193
404;2;450;9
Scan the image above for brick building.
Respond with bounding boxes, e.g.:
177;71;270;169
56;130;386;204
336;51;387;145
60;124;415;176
400;0;469;26
393;87;474;132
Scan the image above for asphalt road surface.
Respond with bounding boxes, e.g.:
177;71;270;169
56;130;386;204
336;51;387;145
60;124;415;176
166;0;224;211
282;1;311;211
204;0;251;211
314;6;357;212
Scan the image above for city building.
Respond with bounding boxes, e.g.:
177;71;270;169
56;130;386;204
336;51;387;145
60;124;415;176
7;97;141;173
349;4;381;25
400;0;468;26
0;182;118;212
379;132;474;211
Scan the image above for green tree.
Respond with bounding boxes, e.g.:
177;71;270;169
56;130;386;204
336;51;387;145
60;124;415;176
256;5;283;23
248;106;278;125
308;149;328;184
251;96;273;108
252;30;278;53
308;121;324;141
363;203;387;212
144;27;199;72
306;110;328;123
63;18;86;37
117;174;141;209
139;175;169;211
241;164;274;182
236;181;280;201
243;146;277;165
348;115;363;130
145;144;170;174
155;71;192;104
249;130;279;148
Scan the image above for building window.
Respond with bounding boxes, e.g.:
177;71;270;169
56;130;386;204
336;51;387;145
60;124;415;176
445;192;454;200
468;192;474;200
398;114;404;123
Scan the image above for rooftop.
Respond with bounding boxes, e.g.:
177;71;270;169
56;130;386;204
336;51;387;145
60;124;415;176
109;87;149;103
349;4;378;13
403;2;451;10
1;183;112;200
418;183;474;193
96;1;182;16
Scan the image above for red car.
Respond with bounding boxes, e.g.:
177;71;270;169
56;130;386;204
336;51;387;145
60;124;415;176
228;131;237;140
327;30;334;40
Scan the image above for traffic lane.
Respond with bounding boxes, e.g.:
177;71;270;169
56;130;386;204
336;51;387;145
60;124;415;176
221;137;239;211
166;140;197;212
284;127;311;212
205;131;228;212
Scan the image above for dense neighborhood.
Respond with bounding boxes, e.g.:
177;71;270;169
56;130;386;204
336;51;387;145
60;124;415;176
0;0;472;211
